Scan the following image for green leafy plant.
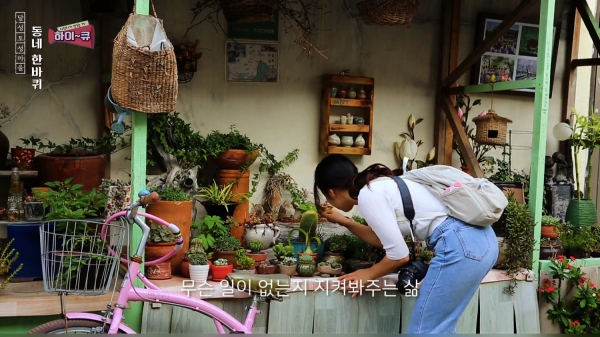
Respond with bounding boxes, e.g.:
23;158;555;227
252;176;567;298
539;255;599;333
558;224;596;255
281;257;297;266
0;239;23;293
214;236;242;252
150;186;192;201
324;234;349;254
234;249;255;270
19;130;130;156
298;254;314;264
248;240;263;253
416;246;435;264
570;108;600;200
318;261;342;269
288;210;321;254
273;243;294;261
541;215;562;228
196;180;242;208
33;177;108;221
501;196;536;295
148;222;175;243
192;215;229;251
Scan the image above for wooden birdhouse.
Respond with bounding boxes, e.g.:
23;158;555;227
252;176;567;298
472;109;512;146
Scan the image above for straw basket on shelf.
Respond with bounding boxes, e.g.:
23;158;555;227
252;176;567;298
472;109;513;146
356;0;419;26
220;0;277;24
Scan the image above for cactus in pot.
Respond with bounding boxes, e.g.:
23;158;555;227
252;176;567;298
246;239;267;263
288;210;322;262
296;254;316;277
278;257;297;277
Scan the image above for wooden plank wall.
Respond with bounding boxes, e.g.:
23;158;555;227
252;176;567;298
140;280;541;334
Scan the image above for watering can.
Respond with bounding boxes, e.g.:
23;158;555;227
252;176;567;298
104;86;132;134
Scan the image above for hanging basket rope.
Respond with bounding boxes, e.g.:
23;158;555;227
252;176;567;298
472;109;513;146
356;0;419;26
220;0;277;24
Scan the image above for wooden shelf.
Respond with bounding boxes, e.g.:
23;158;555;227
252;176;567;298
320;74;374;155
0;171;37;178
329;98;372;107
329;124;370;133
327;146;371;155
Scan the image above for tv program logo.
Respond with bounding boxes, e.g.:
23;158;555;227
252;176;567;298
48;20;94;49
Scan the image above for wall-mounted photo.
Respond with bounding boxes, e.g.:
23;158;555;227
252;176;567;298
225;41;279;83
470;15;560;97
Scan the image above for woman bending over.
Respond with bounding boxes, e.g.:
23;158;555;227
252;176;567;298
314;154;497;334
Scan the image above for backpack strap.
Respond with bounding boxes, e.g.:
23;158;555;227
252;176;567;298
391;176;417;260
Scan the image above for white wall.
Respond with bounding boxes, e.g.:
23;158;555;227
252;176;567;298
0;0;578;216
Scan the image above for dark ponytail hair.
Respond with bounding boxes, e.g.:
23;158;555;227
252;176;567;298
314;154;402;210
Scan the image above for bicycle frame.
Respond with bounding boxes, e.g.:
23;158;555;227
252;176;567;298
79;202;260;334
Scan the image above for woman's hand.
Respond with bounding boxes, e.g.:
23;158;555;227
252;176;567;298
320;209;349;226
338;269;375;298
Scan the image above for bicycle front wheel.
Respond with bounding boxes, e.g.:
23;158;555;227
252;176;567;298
28;319;129;334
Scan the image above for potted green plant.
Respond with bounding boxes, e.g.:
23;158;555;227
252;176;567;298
196;180;242;220
186;238;210;284
541;214;561;240
558;224;595;259
322;234;348;265
211;258;234;281
256;260;277;274
204;125;263;171
278;257;297;277
344;235;386;273
539;238;563;260
233;249;255;274
288;210;322;262
145;221;176;280
243;209;280;250
0;239;23;293
212;236;243;267
20;132;130;193
246;239;267;264
271;242;294;265
296;254;316;277
147;186;194;275
317;261;342;276
565;109;600;227
416;246;434;265
192;215;230;251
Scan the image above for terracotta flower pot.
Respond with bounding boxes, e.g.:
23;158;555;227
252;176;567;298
36;153;107;193
214;149;259;170
211;264;234;281
256;262;278;274
246;252;268;263
278;264;296;277
541;225;559;239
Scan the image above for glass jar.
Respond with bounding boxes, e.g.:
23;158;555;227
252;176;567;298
24;201;45;221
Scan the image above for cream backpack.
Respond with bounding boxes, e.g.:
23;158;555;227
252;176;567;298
402;165;508;227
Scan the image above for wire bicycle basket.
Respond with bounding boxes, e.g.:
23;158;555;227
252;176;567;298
39;219;126;296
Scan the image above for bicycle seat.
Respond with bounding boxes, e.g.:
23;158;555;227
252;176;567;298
225;273;291;294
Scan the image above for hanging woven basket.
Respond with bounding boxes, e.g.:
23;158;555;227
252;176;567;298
356;0;419;26
220;0;276;24
471;109;513;146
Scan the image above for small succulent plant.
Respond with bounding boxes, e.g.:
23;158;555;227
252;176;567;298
281;257;297;266
248;240;263;253
299;255;314;264
214;258;229;266
273;243;294;260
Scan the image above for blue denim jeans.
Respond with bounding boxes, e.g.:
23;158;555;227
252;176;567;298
407;217;498;334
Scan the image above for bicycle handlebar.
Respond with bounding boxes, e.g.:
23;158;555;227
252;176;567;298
101;193;184;267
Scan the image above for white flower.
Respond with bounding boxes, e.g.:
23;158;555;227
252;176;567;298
395;135;418;161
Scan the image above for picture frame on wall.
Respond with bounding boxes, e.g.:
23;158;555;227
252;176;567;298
225;41;279;83
469;14;561;97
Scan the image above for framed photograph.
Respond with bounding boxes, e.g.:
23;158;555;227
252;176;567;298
469;14;561;97
225;41;279;83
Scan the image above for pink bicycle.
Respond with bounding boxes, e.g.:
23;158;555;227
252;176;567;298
29;190;291;334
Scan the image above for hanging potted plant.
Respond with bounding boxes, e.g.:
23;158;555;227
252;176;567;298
565;109;600;227
147;186;194;275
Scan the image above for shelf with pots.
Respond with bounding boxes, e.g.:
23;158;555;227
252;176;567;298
320;74;374;156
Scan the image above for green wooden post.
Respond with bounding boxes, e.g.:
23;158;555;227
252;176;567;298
530;0;555;275
123;0;149;331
